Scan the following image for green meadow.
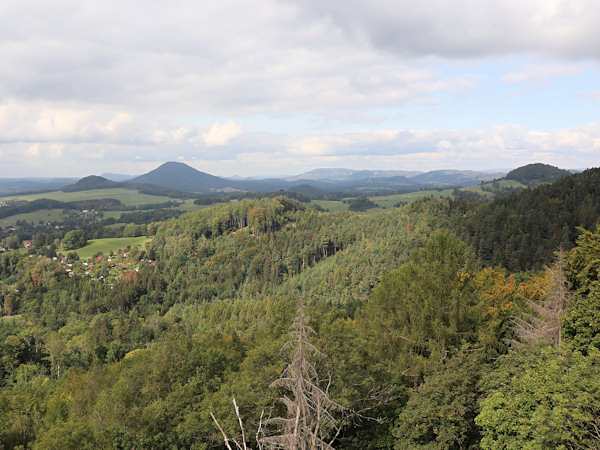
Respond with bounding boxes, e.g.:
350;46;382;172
68;236;150;260
2;188;173;206
0;209;67;227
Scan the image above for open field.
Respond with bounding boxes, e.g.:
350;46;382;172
368;189;454;208
1;188;173;206
68;236;150;259
172;199;208;212
462;179;526;198
0;209;68;227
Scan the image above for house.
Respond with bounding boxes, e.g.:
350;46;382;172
22;241;32;248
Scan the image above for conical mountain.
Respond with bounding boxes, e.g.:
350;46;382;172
131;162;236;193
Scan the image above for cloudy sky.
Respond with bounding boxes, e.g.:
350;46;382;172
1;0;599;178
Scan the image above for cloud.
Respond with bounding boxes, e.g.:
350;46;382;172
0;0;598;177
2;121;599;177
49;143;64;158
293;0;600;60
202;119;244;147
26;143;40;157
502;63;587;84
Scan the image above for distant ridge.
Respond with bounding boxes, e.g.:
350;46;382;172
410;170;502;186
287;168;420;182
101;173;135;182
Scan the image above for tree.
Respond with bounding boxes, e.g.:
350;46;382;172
62;230;87;250
562;224;600;353
348;196;376;212
360;230;476;380
513;251;570;346
260;305;345;449
393;346;485;449
476;347;600;449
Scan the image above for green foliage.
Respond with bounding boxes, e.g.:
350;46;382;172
453;167;600;271
393;346;486;449
476;346;600;449
562;224;600;353
347;195;377;211
62;230;87;250
359;230;477;379
122;223;146;237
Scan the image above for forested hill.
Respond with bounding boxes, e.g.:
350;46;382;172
452;167;600;271
505;162;572;186
62;175;123;192
2;188;600;447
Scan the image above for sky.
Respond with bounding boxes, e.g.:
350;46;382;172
1;0;599;178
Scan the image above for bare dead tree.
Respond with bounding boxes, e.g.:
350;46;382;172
259;304;345;450
514;250;571;346
210;397;264;450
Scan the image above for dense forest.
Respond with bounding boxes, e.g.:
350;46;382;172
1;169;600;448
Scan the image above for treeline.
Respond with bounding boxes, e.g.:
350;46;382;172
450;167;600;271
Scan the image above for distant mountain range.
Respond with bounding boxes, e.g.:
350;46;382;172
285;168;421;182
0;162;577;197
0;178;78;196
123;162;506;193
101;173;135;182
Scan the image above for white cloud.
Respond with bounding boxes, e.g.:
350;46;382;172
294;0;600;60
202;119;244;147
49;143;64;158
2;121;599;177
26;143;40;157
502;63;586;84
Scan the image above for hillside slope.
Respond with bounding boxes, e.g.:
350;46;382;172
452;167;600;271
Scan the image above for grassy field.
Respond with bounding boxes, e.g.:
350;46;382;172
368;189;454;208
0;209;68;227
1;188;173;206
173;199;208;212
463;179;526;198
69;236;150;260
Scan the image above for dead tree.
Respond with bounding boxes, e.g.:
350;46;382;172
210;305;347;449
259;305;345;450
514;250;571;346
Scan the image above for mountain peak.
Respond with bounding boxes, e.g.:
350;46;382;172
130;162;235;193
